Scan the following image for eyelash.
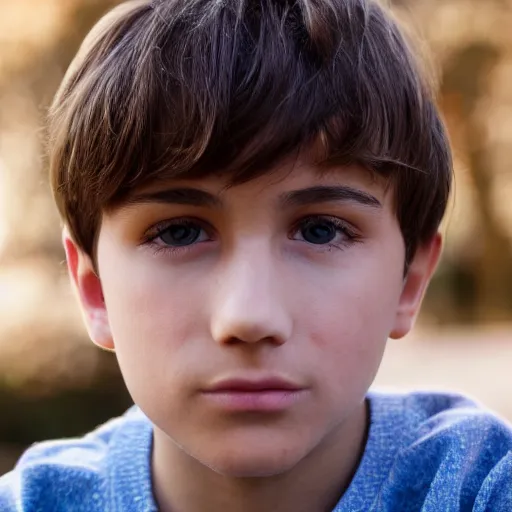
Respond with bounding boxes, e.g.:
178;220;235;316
291;215;361;251
142;217;213;257
142;215;361;256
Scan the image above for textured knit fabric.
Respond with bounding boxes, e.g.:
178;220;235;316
0;390;511;511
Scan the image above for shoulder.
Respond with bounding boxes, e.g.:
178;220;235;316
397;390;512;452
0;406;150;512
371;389;512;443
371;390;512;510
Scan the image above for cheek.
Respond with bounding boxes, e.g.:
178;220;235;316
302;255;404;389
98;252;207;401
305;257;403;336
102;253;201;344
107;280;174;345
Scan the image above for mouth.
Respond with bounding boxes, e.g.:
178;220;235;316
201;376;307;412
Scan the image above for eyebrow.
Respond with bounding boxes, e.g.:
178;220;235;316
125;187;222;208
279;186;382;209
124;184;382;210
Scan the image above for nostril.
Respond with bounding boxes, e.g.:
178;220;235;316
211;315;291;346
209;286;293;346
222;335;284;346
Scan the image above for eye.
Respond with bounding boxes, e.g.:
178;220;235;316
160;223;202;246
300;219;337;245
292;216;358;248
147;219;211;248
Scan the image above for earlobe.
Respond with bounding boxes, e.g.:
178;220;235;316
63;230;115;352
389;233;442;340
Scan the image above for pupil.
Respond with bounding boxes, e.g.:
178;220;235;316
302;222;336;245
162;225;199;246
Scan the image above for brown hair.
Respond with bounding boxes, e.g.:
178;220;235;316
49;0;452;265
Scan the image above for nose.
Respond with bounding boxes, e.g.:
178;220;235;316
210;246;293;346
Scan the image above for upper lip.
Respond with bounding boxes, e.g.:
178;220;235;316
205;376;304;392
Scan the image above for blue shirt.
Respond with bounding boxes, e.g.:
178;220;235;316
1;390;511;511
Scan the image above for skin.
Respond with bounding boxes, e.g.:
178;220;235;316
64;158;441;512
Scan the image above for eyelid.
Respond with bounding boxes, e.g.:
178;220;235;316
140;214;361;250
291;214;359;236
143;217;214;242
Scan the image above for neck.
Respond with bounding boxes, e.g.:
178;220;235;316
152;401;369;512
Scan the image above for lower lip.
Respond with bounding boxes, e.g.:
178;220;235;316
201;390;306;412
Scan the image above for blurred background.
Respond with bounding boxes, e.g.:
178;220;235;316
0;0;511;475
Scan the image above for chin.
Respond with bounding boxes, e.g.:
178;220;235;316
198;438;308;478
207;455;298;478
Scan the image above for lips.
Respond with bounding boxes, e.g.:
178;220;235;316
206;377;303;393
201;376;307;412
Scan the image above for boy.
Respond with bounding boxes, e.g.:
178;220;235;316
1;0;511;510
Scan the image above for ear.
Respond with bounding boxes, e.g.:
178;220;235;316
389;233;442;340
63;229;115;352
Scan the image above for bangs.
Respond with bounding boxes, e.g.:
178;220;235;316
49;0;451;260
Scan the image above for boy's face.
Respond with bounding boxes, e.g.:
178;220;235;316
65;158;440;477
